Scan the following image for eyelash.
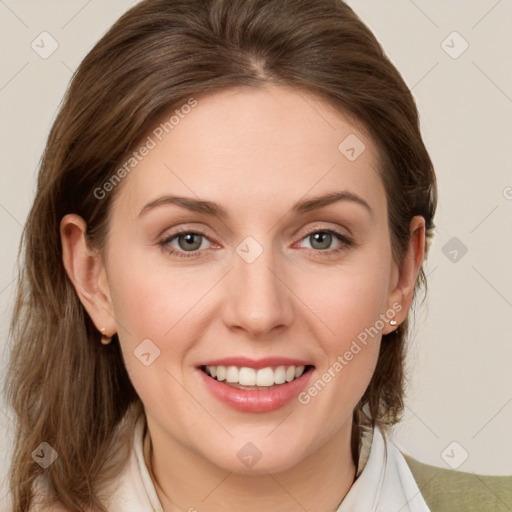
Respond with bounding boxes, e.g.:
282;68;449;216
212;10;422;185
158;227;353;260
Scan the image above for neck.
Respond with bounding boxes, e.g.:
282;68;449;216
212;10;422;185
145;420;357;512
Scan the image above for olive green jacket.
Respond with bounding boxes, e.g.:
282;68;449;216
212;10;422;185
404;454;512;512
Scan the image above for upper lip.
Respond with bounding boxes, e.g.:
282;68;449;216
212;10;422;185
198;357;313;370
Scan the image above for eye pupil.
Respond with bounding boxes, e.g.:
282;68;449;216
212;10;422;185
178;233;202;251
310;231;332;250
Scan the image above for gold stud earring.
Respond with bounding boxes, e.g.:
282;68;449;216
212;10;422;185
100;327;112;345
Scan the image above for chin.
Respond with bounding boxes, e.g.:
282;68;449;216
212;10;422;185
202;439;308;476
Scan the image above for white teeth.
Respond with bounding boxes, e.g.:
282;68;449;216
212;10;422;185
239;367;256;386
226;366;238;383
256;367;274;387
204;364;307;387
216;365;226;381
274;365;286;384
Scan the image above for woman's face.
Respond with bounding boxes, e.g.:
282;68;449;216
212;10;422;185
77;84;418;474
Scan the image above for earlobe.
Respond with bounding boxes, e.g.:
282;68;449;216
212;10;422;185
384;216;426;333
60;214;117;337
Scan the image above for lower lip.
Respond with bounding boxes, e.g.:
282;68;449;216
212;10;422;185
197;368;314;413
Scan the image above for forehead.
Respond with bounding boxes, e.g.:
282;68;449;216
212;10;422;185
111;84;386;221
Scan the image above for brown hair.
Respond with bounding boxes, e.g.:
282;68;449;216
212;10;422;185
5;0;437;510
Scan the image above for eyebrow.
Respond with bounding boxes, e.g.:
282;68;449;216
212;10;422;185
138;190;373;218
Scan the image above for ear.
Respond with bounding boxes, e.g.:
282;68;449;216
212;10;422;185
60;214;117;337
383;215;426;334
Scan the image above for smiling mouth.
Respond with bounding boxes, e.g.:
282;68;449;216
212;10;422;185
200;364;315;391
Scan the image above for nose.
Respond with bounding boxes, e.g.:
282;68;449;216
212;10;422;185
222;239;294;339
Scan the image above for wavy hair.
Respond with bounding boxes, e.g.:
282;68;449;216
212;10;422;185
5;0;437;510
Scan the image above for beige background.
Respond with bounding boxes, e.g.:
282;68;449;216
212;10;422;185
1;0;511;507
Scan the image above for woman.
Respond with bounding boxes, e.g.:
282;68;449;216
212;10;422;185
5;0;510;511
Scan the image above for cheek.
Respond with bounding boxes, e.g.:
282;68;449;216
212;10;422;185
109;270;177;341
296;252;392;409
305;254;392;348
104;247;198;382
312;278;385;375
106;235;209;339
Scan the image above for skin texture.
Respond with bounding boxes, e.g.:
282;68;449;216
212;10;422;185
61;84;425;512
